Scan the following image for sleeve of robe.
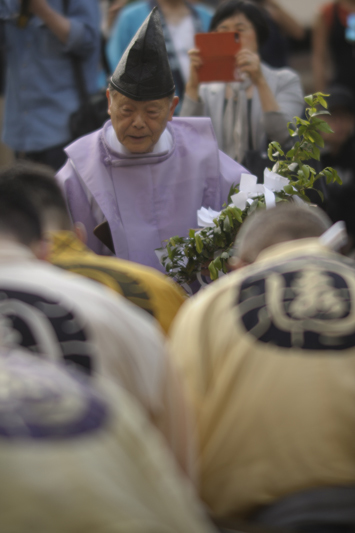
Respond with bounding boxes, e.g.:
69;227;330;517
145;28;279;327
218;149;248;206
56;158;107;255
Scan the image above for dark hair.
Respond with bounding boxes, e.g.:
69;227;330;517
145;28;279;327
209;0;270;48
0;178;41;246
0;162;71;231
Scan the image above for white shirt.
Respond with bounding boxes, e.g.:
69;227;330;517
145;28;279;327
167;16;195;83
106;123;173;156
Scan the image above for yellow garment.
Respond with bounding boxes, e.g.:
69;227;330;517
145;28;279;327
169;239;355;519
48;231;186;334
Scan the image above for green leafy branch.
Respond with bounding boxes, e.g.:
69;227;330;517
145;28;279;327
268;92;342;202
158;93;342;286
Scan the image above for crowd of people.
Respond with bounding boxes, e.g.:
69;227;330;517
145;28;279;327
1;0;355;531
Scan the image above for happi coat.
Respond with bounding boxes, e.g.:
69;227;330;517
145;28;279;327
0;241;194;480
169;239;355;518
57;117;246;271
0;351;214;533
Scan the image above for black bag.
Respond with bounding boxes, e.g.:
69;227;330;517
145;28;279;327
69;86;109;141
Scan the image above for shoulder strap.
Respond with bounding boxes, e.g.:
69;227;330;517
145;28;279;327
63;0;89;103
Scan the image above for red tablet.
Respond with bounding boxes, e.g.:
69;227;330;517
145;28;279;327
194;31;242;83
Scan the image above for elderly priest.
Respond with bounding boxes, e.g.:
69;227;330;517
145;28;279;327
57;8;247;271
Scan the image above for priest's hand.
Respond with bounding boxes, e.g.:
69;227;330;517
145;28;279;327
185;48;203;102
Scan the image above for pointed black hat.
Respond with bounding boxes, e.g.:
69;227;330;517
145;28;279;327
110;7;175;101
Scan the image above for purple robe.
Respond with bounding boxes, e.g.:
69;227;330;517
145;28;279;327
57;117;246;272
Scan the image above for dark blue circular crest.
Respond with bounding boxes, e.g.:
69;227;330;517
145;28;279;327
235;256;355;351
0;353;109;440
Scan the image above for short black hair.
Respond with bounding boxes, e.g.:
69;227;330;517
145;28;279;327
209;0;270;48
0;178;41;246
0;162;71;231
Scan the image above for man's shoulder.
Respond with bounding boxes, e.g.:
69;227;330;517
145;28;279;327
170;116;216;139
118;1;150;21
61;126;107;175
261;62;301;85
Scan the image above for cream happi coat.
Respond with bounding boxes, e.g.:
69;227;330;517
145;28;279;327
0;351;215;532
0;241;194;480
169;239;355;517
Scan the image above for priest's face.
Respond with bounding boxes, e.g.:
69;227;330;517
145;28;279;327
107;91;179;153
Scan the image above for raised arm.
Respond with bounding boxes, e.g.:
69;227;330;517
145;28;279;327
180;48;206;117
29;0;99;57
264;0;305;41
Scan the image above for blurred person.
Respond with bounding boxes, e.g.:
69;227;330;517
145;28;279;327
252;0;305;68
313;0;355;96
0;349;215;532
168;203;355;527
57;9;247;271
320;85;355;251
106;0;212;111
0;0;101;170
1;161;186;335
0;171;195;480
180;0;304;167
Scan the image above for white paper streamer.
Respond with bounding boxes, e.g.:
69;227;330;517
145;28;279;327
319;221;348;251
197;207;223;228
230;169;293;211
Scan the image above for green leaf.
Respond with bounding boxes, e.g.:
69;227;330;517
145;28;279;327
313;121;333;133
301;165;310;179
188;229;195;238
317;95;328;108
304;94;314;106
311;145;320;161
295;117;309;126
287;124;298;137
195;234;203;254
214;257;222;271
308;130;324;147
284;184;294;194
223;216;231;233
268;143;276;161
208;262;218;281
311;110;330;117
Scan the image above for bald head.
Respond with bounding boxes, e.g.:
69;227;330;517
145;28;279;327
233;203;332;265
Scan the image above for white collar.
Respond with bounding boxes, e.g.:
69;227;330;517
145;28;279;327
105;125;173;157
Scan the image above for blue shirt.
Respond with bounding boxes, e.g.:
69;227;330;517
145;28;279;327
1;0;101;152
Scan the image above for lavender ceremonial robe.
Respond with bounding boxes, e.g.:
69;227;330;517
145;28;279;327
57;118;246;271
